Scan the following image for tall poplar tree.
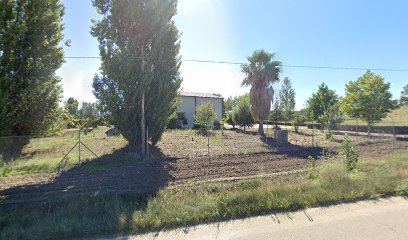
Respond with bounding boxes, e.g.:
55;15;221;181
91;0;181;150
279;77;296;123
0;0;65;160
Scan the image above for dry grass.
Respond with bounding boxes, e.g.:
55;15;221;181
1;152;407;240
157;129;270;158
0;124;401;177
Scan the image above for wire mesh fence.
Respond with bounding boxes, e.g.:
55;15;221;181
0;121;407;206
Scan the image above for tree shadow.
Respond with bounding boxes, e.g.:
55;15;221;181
264;137;336;159
229;128;259;136
0;144;182;238
0;145;175;204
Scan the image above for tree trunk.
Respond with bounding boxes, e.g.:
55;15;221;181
259;120;265;137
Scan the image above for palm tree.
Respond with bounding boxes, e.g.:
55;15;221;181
242;50;281;137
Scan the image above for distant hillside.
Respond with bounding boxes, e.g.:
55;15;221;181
341;105;408;127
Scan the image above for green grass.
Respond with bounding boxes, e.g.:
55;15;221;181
341;105;408;127
0;127;272;176
1;153;407;240
0;127;128;176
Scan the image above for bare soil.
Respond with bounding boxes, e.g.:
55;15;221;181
1;140;408;203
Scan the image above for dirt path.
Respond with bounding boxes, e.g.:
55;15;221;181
1;140;407;203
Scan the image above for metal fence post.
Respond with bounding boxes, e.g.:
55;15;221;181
207;128;210;162
78;129;81;164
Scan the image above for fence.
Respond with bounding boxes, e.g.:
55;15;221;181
0;123;406;206
0;128;128;173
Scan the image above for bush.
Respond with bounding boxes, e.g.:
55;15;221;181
167;112;187;129
226;113;236;129
320;110;342;140
195;103;217;133
342;135;359;171
233;98;254;131
292;113;306;133
213;120;221;130
307;156;319;180
396;180;408;196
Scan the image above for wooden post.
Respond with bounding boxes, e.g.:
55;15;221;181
141;47;146;157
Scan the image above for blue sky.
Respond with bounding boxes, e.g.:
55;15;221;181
59;0;408;109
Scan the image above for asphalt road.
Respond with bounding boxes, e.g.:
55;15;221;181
103;197;408;240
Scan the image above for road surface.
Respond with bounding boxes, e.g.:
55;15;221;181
103;196;408;240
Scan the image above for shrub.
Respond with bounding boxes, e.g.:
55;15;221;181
213;120;221;130
307;155;319;179
292;113;306;133
395;180;408;196
195;103;217;133
232;98;255;131
167;112;187;129
320;110;342;140
226;113;236;129
341;135;359;171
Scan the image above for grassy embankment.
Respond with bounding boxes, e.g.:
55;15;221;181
340;105;408;127
0;128;128;176
1;152;407;240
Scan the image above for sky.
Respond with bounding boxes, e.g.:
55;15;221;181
59;0;408;110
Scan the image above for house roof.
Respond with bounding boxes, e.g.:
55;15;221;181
179;92;223;99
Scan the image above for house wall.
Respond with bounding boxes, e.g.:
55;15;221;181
177;96;223;128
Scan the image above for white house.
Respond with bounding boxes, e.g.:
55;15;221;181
177;92;223;128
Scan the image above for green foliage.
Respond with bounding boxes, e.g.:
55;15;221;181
400;84;408;105
269;95;282;127
224;97;237;116
0;0;65;160
226;113;236;128
307;155;319;179
213;120;222;130
167;112;187;129
341;135;359;172
279;77;296;123
340;70;397;135
232;96;255;131
79;102;103;129
396;180;408;196
292;112;306;133
320;110;342;140
91;0;181;145
306;83;339;123
224;94;250;115
242;49;281;136
65;97;79;116
195;103;217;133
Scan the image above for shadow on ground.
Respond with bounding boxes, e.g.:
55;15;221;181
0;145;181;239
263;137;336;159
0;145;176;204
